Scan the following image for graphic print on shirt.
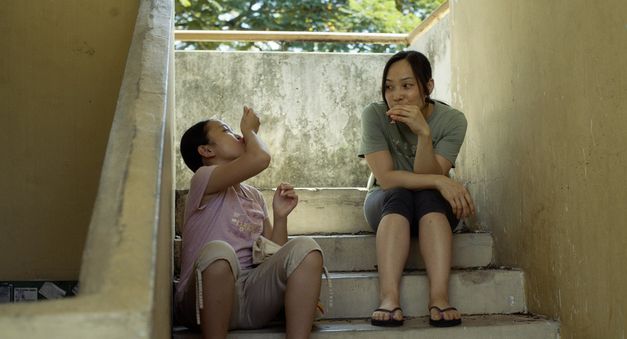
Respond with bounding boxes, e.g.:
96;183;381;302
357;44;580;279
391;136;415;163
228;200;265;240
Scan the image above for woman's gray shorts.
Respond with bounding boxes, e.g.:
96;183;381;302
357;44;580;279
364;188;458;235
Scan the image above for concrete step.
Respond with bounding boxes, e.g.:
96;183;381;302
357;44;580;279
173;314;559;338
173;232;493;276
319;269;525;319
176;188;371;235
315;233;492;271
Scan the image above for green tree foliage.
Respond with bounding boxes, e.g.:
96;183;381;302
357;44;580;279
175;0;445;52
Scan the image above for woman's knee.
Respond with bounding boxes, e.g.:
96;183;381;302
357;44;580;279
419;211;447;223
377;213;411;233
383;188;413;205
414;190;457;230
381;188;414;222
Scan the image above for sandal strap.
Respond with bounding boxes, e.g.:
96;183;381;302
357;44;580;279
439;307;458;312
374;307;403;314
429;306;458;313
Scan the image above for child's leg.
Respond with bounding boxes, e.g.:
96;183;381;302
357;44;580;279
285;250;323;339
177;240;240;338
200;259;235;339
239;236;323;336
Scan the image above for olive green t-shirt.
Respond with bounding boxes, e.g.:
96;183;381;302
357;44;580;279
358;100;467;176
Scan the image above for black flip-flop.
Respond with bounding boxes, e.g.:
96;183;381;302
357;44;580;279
370;307;404;327
429;306;462;327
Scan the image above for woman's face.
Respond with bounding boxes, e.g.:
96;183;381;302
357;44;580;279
384;59;424;108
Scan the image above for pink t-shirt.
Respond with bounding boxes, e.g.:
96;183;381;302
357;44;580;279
176;165;268;300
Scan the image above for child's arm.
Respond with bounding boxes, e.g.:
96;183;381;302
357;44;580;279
204;106;271;195
262;183;298;245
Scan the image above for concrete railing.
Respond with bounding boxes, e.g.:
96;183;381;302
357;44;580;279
0;0;175;338
175;30;409;44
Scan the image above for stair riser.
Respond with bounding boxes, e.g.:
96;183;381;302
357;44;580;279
225;323;558;339
263;189;370;234
319;270;526;319
173;233;494;276
315;233;492;271
173;316;559;339
176;189;371;235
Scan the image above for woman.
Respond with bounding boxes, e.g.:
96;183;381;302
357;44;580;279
358;51;475;328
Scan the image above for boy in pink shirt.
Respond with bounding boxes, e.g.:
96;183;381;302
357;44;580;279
175;106;323;339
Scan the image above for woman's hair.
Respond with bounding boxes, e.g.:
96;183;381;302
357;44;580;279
180;119;213;172
381;50;434;108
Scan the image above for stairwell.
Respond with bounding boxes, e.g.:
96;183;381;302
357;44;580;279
171;9;561;337
172;188;559;338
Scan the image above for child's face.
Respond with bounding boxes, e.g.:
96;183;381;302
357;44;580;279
206;120;245;162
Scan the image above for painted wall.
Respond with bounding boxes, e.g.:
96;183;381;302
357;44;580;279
0;1;139;280
175;51;391;189
450;1;627;338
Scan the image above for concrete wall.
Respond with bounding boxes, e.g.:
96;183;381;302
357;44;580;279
175;51;391;189
0;0;174;336
409;12;452;104
0;1;139;280
450;1;627;338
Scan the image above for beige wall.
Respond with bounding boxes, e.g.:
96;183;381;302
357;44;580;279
451;0;627;338
0;1;139;280
409;12;452;104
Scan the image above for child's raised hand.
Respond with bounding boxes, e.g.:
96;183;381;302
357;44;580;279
240;106;260;134
272;183;298;218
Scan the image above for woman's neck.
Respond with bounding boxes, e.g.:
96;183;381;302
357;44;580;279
422;102;434;120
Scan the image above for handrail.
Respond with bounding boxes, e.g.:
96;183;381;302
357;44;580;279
175;30;409;44
174;0;450;46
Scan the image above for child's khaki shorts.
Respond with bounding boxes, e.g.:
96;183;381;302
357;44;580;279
175;236;322;330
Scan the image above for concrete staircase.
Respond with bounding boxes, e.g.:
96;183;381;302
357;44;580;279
173;188;560;338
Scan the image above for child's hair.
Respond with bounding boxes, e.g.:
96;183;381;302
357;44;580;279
381;50;434;108
180;119;214;172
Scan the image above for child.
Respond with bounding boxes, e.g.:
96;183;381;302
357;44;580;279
175;106;323;339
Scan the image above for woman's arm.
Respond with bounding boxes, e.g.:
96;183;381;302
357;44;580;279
386;104;450;175
413;132;453;175
365;150;474;219
365;150;440;190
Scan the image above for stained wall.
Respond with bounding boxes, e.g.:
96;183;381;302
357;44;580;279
0;1;139;279
175;51;390;189
450;1;627;337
